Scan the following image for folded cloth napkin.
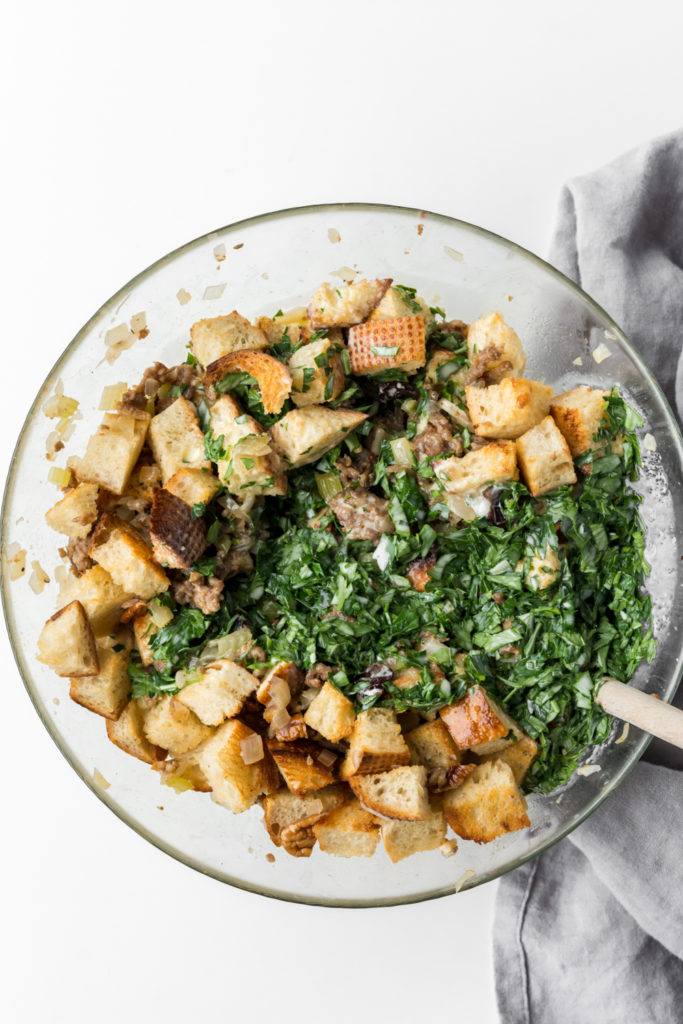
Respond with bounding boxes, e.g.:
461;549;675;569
494;130;683;1024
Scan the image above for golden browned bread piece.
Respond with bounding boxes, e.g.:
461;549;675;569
440;685;521;755
149;488;207;569
269;406;367;469
194;720;280;813
303;680;356;742
347;315;426;376
339;708;411;779
208;394;287;497
142;695;214;756
349;765;430;821
435;441;519;495
76;411;150;495
205;350;292;414
369;285;432;322
442;760;530;843
549;385;611;456
267;740;338;794
45;483;100;539
164;467;222;508
477;733;538;786
405;719;462;790
190;311;269;367
148;397;209;484
69;645;130;720
56;565;131;637
516;415;577;497
89;513;169;600
262;784;346;850
312;798;381;857
106;699;166;764
37;600;99;677
307;278;392;329
175;659;259;726
381;803;447;862
465;378;553;439
466;312;526;382
289;331;346;407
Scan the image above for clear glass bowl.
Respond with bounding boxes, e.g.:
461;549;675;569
3;203;683;907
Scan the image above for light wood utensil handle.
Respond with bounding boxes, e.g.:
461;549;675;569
596;678;683;750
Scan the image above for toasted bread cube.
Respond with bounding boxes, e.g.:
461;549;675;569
255;315;305;347
45;483;100;539
164;467;221;508
440;685;520;755
132;611;159;667
57;565;130;636
369;285;432;322
347;316;426;376
405;719;463;789
339;708;411;780
442;760;530;843
350;765;429;821
148;398;209;484
106;698;166;764
77;411;150;495
549;386;610;456
149;488;206;569
205;350;292;415
121;460;162;508
69;645;130;720
381;803;447;862
269;406;367;469
435;441;519;495
307;278;392;329
516;415;577;497
142;695;213;756
465;378;553;439
267;741;337;794
37;600;99;677
478;733;538;785
194;720;279;813
175;659;259;725
289;331;346;407
313;798;380;857
89;514;169;600
190;311;269;367
467;312;526;382
209;394;287;497
262;785;346;851
303;681;356;742
524;544;561;591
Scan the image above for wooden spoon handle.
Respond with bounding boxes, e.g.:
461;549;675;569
596;678;683;751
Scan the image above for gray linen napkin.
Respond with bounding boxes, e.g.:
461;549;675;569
494;130;683;1024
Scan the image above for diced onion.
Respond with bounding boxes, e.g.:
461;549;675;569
198;627;253;667
373;534;392;571
163;774;193;793
266;675;291;709
438;398;472;429
317;748;337;768
235;434;272;457
270;706;291;731
592;343;612;364
327;228;341;244
369;426;387;456
454;869;476;892
240;733;264;765
99;383;128;410
331;267;356;284
213;243;226;261
130;312;147;335
29;560;50;594
43;395;79;419
577;764;601;776
54;564;69;584
177;288;191;305
643;433;657;452
572;356;583;366
315;472;343;502
203;284;226;300
92;768;111;790
148;600;174;629
278;306;308;326
390;436;414;469
444;246;464;263
105;323;135;349
615;722;630;744
6;545;27;581
443;494;477;522
48;466;72;487
175;668;202;689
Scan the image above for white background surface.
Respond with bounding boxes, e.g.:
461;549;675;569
2;2;682;1022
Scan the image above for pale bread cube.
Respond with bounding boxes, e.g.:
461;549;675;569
190;311;269;367
307;278;391;329
465;378;553;439
440;685;521;755
148;397;209;484
381;803;447;862
142;695;213;756
442;760;530;843
164;467;221;508
106;698;166;764
350;765;430;820
478;733;538;785
37;600;99;677
57;565;130;636
149;488;207;569
209;394;287;497
205;350;292;415
312;798;380;857
77;411;150;495
262;785;346;848
347;316;426;376
133;611;159;667
550;386;612;456
303;680;356;742
175;659;259;725
289;331;346;407
435;441;519;495
194;719;279;813
69;645;130;720
267;740;337;794
516;415;577;497
45;483;99;539
369;285;432;322
467;312;526;381
339;708;411;780
89;514;169;600
269;406;367;469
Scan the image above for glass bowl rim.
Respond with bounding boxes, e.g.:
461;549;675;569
3;201;682;907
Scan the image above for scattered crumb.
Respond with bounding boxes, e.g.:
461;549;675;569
92;768;111;790
643;433;657;452
508;295;513;302
157;806;164;811
592;343;612;364
203;283;226;301
417;224;424;236
454;869;476;892
248;846;254;854
439;839;458;858
213;243;226;262
328;228;341;244
419;210;427;219
577;764;601;776
444;245;464;263
261;272;269;280
604;329;617;341
15;517;24;525
54;564;69;584
177;288;191;305
29;560;50;594
266;853;275;863
331;266;356;284
233;243;244;250
573;356;583;366
53;697;60;706
615;722;630;745
5;543;27;581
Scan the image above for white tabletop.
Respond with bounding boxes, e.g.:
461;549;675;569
3;2;682;1021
